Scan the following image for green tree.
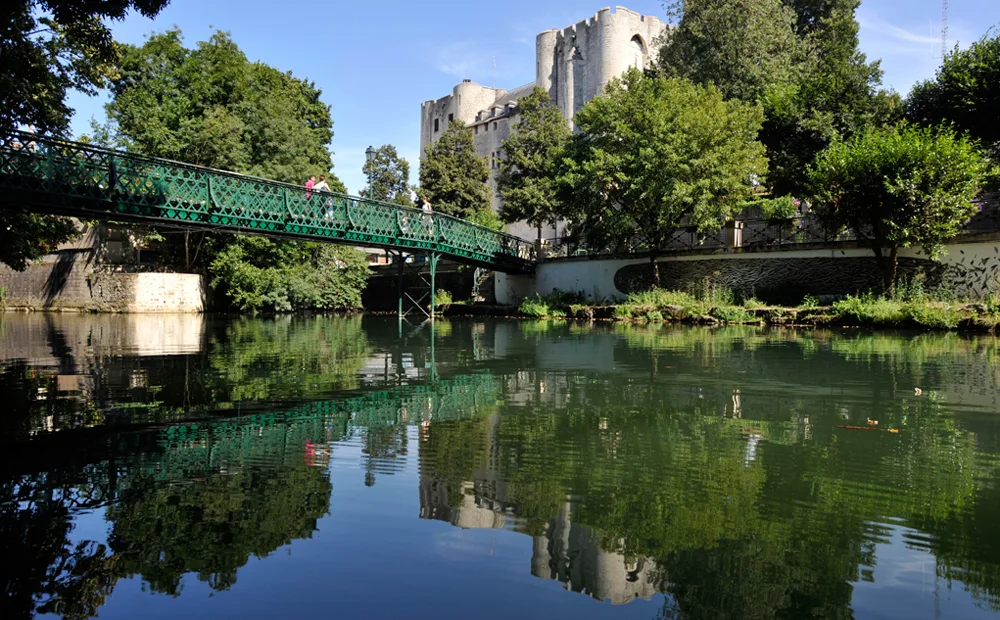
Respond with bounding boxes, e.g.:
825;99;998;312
208;237;370;314
105;29;339;185
1;0;169;137
496;86;571;243
419;120;491;219
763;0;901;194
907;30;1000;159
0;2;169;270
0;214;79;271
659;0;900;196
99;29;368;309
808;124;990;293
563;69;767;283
658;0;805;103
362;144;412;206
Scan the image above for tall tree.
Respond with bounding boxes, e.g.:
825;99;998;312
763;0;900;194
658;0;900;196
808;125;990;294
1;0;170;137
100;29;367;311
419;120;490;219
496;86;571;243
907;30;1000;159
362;144;412;206
658;0;806;103
562;69;767;284
105;30;340;185
0;1;170;271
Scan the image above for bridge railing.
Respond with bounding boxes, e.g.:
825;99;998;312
0;131;535;270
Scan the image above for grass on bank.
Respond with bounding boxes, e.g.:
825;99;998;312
515;284;1000;331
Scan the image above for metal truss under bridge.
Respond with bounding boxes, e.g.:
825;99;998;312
0;131;536;281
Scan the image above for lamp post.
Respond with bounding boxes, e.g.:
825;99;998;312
365;145;376;201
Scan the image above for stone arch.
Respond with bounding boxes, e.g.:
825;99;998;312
629;34;647;68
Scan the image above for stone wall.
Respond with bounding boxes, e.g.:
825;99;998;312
496;238;1000;305
0;250;206;313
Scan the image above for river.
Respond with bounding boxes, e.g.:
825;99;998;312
1;314;998;619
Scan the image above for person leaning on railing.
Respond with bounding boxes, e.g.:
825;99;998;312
420;197;434;236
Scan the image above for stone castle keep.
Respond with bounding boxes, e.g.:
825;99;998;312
420;6;667;240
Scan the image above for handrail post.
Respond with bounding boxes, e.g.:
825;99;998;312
108;154;117;198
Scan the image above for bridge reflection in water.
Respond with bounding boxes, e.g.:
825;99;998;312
2;316;1000;618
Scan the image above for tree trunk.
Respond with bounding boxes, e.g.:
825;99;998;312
885;245;899;298
650;252;661;288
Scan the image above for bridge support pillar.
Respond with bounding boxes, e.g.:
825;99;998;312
429;252;439;321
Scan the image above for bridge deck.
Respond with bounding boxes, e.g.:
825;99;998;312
0;132;535;273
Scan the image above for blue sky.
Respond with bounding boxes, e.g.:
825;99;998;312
67;0;1000;195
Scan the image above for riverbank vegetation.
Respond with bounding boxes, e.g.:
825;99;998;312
494;285;1000;332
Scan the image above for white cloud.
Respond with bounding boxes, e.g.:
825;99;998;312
433;42;495;79
857;12;940;47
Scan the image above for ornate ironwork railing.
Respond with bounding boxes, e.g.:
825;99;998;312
0;131;535;272
543;197;1000;259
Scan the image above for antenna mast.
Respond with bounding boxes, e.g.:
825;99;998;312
941;0;949;59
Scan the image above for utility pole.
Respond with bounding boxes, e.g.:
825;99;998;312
942;0;949;59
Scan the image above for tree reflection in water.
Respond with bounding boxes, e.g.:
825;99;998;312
1;318;999;618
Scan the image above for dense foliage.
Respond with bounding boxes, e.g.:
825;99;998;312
659;0;901;195
419;120;491;219
0;1;170;271
0;214;79;271
808;124;990;292
1;0;170;137
907;30;1000;159
496;87;571;239
103;29;338;184
362;144;412;205
209;237;369;314
562;69;767;282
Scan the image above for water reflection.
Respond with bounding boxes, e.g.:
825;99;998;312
0;316;998;618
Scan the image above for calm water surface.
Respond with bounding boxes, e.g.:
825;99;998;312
1;314;999;619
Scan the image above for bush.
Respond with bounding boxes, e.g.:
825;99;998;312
833;293;908;325
712;305;755;323
433;289;453;312
833;293;967;329
908;304;964;329
519;295;552;318
209;239;369;314
759;195;798;221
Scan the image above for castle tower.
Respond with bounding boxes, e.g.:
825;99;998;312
420;6;668;240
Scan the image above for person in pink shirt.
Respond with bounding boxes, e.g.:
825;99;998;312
305;175;315;198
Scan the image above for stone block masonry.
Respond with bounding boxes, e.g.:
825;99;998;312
496;238;1000;305
0;250;206;313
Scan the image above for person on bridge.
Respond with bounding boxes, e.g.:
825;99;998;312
305;175;316;199
420;197;434;234
314;175;330;193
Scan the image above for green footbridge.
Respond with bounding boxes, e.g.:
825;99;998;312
0;131;534;274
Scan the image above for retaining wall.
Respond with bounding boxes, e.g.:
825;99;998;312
497;237;1000;305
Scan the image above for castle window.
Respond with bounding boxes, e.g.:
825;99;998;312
474;125;479;135
434;118;439;133
448;113;454;123
493;122;497;131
